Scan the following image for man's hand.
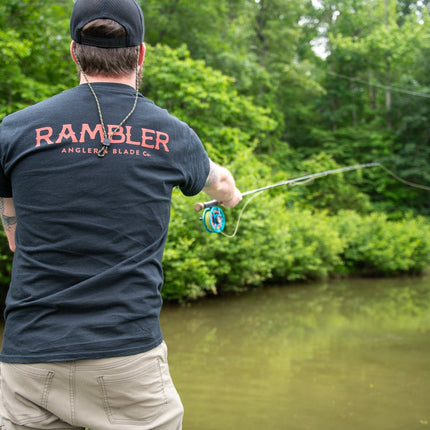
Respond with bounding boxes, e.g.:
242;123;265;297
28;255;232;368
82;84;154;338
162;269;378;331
219;187;242;208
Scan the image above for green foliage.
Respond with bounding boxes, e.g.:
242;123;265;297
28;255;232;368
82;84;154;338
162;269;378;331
162;233;218;301
0;28;33;116
335;210;430;275
142;44;277;164
162;197;430;301
305;0;430;213
293;152;372;213
163;148;283;298
162;143;430;301
0;0;73;118
270;208;345;281
0;0;430;305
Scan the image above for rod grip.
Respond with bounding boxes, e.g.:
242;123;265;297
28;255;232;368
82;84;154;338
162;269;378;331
194;200;219;212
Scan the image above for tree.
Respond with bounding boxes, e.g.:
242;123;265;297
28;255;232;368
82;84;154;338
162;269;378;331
299;0;430;214
0;0;74;119
142;44;277;164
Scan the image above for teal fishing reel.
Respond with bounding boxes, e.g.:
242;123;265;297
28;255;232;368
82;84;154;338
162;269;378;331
201;206;226;233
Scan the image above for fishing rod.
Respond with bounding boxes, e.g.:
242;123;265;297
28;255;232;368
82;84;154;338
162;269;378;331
194;162;430;235
194;162;380;212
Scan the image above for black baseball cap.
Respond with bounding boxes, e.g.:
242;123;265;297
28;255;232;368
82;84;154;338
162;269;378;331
70;0;144;48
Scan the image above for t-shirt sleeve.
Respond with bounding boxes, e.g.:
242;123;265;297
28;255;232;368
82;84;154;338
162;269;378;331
0;167;12;197
179;127;210;197
0;121;13;197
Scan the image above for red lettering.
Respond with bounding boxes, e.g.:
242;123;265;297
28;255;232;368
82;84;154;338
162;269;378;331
55;124;78;144
35;127;53;147
141;128;155;149
108;125;125;143
79;124;104;143
155;131;170;152
126;126;140;146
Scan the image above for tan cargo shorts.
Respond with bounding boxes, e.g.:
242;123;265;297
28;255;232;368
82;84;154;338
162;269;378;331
0;341;183;430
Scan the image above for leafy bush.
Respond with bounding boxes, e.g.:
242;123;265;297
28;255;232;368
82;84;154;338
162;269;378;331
292;152;373;214
335;210;430;275
142;44;277;165
273;209;344;281
161;199;430;301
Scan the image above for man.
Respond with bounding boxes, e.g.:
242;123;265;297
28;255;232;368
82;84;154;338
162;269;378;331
0;0;241;429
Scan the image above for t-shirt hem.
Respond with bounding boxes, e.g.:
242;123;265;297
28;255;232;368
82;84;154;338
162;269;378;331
0;337;163;364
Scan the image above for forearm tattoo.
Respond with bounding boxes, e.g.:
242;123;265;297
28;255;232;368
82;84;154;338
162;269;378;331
205;167;218;187
2;214;17;231
0;198;17;231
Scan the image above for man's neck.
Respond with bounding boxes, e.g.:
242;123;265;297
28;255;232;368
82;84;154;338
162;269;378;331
79;73;136;89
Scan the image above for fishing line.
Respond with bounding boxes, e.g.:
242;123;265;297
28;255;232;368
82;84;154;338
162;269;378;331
196;162;430;237
219;191;264;238
376;164;430;191
326;71;430;99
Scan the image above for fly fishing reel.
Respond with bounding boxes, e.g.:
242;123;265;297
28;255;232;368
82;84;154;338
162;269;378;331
201;206;225;233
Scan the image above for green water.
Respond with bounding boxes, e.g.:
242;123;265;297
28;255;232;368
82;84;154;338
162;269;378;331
160;277;430;430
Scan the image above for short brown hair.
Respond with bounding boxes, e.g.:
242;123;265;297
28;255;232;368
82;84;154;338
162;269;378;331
74;19;139;77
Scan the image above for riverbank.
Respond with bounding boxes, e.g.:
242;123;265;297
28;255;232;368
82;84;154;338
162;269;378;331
162;204;430;301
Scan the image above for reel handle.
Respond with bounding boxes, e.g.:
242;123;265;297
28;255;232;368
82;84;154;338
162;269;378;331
194;199;219;212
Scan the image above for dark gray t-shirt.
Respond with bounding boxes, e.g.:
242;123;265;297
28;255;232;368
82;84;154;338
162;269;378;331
0;83;209;363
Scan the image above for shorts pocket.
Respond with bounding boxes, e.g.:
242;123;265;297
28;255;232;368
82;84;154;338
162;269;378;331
97;357;167;425
0;363;55;425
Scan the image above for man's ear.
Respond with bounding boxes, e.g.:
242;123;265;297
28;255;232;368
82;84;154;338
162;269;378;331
138;43;146;67
70;41;78;65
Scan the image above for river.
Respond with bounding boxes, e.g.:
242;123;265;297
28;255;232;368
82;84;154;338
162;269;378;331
160;276;430;430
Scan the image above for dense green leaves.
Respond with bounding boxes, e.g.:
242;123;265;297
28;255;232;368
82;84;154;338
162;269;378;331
336;211;430;274
162;196;430;300
142;44;277;163
1;0;430;301
0;1;72;118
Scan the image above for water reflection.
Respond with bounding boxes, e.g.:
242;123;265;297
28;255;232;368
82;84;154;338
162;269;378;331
160;277;430;430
